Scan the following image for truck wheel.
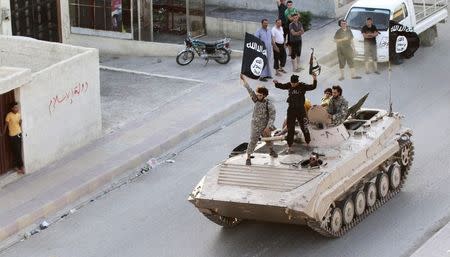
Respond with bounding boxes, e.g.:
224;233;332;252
420;26;437;47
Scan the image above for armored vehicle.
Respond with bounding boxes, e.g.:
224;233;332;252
188;103;414;237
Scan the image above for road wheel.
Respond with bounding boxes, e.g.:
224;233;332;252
365;182;377;208
388;164;402;189
214;48;231;64
176;50;195;65
330;207;343;233
376;173;389;198
354;191;366;216
342;198;355;225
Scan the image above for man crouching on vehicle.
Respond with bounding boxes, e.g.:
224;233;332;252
240;74;278;166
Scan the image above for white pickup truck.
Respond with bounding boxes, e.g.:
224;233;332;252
345;0;448;62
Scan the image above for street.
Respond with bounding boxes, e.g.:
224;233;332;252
1;24;450;257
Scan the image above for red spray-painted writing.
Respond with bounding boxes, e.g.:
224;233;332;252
48;82;89;114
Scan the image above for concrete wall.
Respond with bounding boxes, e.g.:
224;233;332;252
0;36;85;72
206;0;336;17
0;36;102;173
205;16;259;39
0;0;12;35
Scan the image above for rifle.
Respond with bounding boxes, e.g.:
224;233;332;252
309;48;321;76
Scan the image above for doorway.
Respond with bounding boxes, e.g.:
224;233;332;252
0;90;16;175
9;0;61;42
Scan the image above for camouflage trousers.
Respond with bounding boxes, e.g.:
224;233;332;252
247;124;273;156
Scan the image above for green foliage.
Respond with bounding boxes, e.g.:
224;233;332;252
299;11;312;31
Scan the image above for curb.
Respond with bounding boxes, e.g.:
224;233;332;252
0;91;250;243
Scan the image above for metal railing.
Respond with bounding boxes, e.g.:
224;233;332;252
414;0;448;22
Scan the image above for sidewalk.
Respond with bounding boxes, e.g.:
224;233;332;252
410;221;450;257
0;12;341;246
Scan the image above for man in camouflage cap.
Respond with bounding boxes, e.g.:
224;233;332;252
240;74;278;166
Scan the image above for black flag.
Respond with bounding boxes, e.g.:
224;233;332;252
241;33;268;79
389;20;420;60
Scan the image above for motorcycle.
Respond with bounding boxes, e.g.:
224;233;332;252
176;34;232;66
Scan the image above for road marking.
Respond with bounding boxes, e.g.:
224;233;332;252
100;66;204;83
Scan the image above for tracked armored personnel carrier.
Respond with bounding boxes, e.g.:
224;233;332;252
188;103;414;237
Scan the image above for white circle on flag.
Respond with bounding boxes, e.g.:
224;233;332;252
396;36;408;53
251;57;264;76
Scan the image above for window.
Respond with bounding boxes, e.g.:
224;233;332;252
392;4;408;22
69;0;132;33
346;7;390;31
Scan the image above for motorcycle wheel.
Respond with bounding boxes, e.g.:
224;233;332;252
176;50;195;65
214;48;231;64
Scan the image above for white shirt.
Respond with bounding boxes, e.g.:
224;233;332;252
271;26;284;44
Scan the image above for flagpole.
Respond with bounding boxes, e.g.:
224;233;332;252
388;60;393;117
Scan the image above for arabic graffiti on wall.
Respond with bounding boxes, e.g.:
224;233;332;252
48;82;89;114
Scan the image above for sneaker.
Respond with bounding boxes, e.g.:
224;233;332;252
245;158;252;166
374;71;380;75
259;77;268;82
351;76;362;79
338;76;344;81
269;149;278;158
280;68;287;73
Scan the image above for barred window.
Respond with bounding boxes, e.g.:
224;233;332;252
69;0;132;33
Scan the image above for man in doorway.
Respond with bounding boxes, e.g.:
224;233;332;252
273;74;317;153
361;17;380;74
327;85;349;125
2;102;24;174
334;19;362;80
272;19;287;76
240;74;278;166
289;13;304;73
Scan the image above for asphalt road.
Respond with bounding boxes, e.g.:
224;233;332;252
1;24;449;257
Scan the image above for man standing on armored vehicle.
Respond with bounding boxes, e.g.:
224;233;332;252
240;74;278;166
328;85;348;125
273;74;317;153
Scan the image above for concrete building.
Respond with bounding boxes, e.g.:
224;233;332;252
0;35;101;175
1;0;352;56
207;0;355;18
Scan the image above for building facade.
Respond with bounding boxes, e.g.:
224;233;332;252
0;35;102;175
66;0;205;42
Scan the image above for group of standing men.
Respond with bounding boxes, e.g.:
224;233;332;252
243;1;383;165
255;0;305;82
334;17;380;80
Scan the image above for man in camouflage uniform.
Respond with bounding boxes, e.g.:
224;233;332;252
240;74;278;166
328;85;348;125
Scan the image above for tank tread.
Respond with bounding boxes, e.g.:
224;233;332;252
202;213;243;228
307;140;414;237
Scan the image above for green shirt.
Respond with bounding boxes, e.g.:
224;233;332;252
284;7;298;22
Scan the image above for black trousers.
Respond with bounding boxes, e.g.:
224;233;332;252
273;43;287;70
286;108;310;147
290;40;302;59
10;134;23;168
